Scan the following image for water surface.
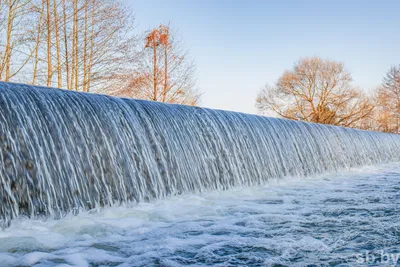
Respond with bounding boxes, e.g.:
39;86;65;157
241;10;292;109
0;163;399;266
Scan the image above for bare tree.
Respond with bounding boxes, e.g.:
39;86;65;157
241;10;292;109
382;65;400;132
110;24;200;106
144;26;161;100
46;0;52;86
72;0;78;90
160;25;169;102
53;0;62;87
61;0;70;88
0;0;35;81
256;57;374;128
83;0;136;92
374;86;392;132
32;0;45;85
373;66;400;133
82;0;89;91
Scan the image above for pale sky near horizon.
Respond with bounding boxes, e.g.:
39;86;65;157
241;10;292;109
125;0;400;114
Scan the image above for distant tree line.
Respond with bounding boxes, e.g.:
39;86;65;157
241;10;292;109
256;57;400;133
0;0;200;105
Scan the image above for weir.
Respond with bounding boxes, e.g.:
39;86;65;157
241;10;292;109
0;82;399;226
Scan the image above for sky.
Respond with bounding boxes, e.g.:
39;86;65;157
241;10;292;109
125;0;400;114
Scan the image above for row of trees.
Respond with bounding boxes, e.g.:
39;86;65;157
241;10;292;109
0;0;200;105
256;57;400;133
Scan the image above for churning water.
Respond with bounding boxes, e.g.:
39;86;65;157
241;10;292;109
0;82;400;266
0;163;399;266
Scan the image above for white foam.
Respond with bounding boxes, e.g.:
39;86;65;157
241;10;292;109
0;162;399;266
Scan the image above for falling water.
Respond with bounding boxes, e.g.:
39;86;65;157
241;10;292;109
0;82;399;227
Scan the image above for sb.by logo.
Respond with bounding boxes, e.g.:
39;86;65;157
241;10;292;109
356;251;400;266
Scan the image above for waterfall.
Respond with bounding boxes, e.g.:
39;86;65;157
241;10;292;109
1;82;399;226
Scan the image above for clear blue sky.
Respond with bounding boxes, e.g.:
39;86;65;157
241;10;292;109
125;0;400;114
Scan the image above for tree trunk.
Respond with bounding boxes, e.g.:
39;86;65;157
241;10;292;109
54;0;62;88
5;1;15;81
163;45;167;102
62;0;70;89
83;1;88;92
73;0;79;90
87;0;95;92
153;44;157;100
33;0;45;85
46;0;53;86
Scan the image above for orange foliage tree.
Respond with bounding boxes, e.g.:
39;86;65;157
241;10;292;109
111;24;200;106
256;57;374;128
